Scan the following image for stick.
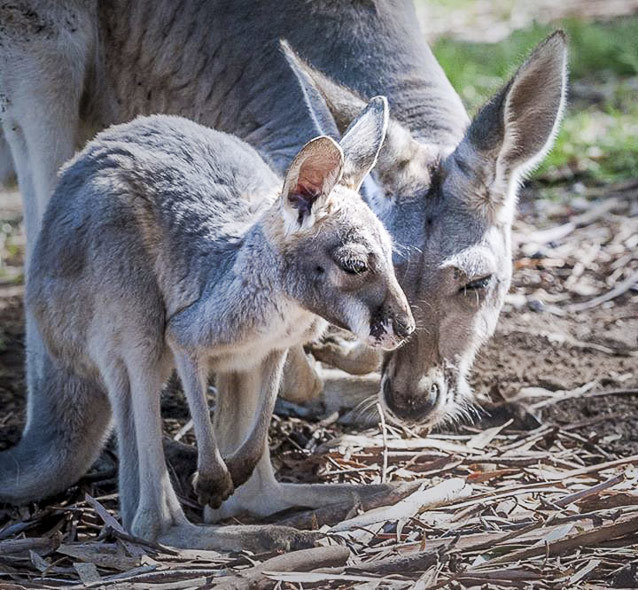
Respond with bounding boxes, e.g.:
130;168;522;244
173;419;194;442
330;479;471;532
551;455;638;480
484;514;638;565
274;481;423;529
347;549;440;576
377;403;389;484
567;270;638;312
215;546;350;590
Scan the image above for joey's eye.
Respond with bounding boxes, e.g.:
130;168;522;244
461;275;492;292
340;258;368;275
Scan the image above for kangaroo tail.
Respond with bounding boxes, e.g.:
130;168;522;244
0;341;112;504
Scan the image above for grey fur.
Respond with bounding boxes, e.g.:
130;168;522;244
24;108;412;547
282;32;568;425
0;0;567;523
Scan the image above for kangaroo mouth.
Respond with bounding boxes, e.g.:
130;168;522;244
368;318;413;351
378;365;476;428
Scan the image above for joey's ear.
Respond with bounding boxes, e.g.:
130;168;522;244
338;96;388;190
452;31;568;214
282;136;344;230
281;39;436;195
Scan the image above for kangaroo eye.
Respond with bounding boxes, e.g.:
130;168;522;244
341;258;368;275
461;275;492;292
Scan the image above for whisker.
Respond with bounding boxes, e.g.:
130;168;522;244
352;394;378;421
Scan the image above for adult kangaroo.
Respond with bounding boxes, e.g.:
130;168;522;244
0;0;567;524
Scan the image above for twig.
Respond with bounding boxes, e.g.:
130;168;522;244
330;479;471;532
567;270;638;312
485;514;638;565
555;474;625;508
215;546;350;590
550;455;638;480
346;549;442;576
173;419;194;442
274;481;423;529
377;403;389;484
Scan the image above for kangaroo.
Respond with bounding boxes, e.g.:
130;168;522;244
0;0;567;523
280;35;568;425
24;99;413;548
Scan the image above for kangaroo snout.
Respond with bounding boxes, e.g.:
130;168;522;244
382;372;445;424
367;294;415;351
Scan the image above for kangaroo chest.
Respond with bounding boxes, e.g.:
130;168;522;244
205;307;320;373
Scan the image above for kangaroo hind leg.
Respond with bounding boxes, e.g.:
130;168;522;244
100;360;140;529
124;356;185;542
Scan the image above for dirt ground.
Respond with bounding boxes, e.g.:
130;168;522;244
1;164;637;589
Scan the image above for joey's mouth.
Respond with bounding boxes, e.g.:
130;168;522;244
367;318;415;351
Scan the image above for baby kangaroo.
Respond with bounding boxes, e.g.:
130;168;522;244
27;97;414;548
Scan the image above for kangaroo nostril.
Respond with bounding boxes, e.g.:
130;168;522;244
429;382;440;405
394;316;415;339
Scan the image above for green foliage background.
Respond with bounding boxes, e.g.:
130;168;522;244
430;17;638;184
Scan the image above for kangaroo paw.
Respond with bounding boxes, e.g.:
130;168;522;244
309;339;381;375
192;466;234;509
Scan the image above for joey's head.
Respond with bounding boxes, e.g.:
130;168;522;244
266;97;414;350
282;33;568;426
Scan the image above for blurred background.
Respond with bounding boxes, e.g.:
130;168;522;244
418;0;638;186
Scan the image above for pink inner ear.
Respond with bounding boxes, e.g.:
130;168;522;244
296;165;328;196
294;178;322;198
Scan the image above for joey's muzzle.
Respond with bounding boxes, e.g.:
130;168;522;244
367;291;415;350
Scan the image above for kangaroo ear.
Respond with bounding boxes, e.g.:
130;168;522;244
281;39;366;134
338;96;388;191
281;39;434;196
452;31;568;216
282;136;344;230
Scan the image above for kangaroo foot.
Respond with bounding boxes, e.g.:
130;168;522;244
158;521;322;552
308;333;381;375
206;480;415;524
279;344;323;404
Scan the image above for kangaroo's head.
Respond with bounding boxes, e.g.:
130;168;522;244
282;32;568;425
266;97;415;350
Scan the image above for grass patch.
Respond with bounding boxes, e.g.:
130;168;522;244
433;18;638;109
432;18;638;184
540;103;638;183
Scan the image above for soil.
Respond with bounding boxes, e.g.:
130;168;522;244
0;160;635;590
